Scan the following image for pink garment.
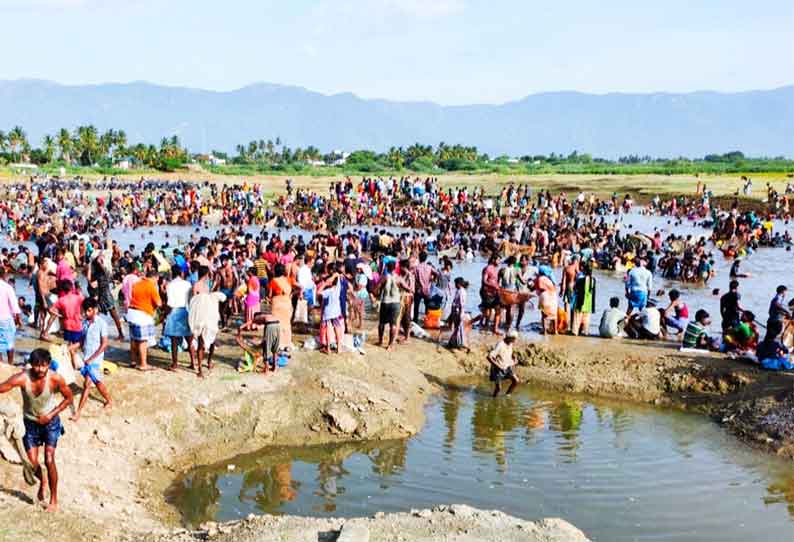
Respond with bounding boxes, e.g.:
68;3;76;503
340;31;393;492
121;274;141;309
245;275;261;308
56;259;75;283
415;262;433;296
0;280;20;321
54;292;85;332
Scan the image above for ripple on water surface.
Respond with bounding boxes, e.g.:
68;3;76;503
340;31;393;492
167;385;794;542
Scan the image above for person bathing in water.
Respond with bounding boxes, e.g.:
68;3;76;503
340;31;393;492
0;348;74;512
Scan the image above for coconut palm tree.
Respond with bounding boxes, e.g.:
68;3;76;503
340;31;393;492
42;135;56;163
266;140;274;163
131;143;147;165
235;144;246;160
8;126;27;162
57;128;73;163
100;130;114;159
115;130;128;157
75;125;99;165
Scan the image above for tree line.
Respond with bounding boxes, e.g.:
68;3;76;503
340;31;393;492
0;125;791;174
0;125;188;170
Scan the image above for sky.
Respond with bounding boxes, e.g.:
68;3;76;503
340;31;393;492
1;0;792;105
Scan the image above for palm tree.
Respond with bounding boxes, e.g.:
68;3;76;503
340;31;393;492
57;128;73;163
266;140;274;163
21;141;32;163
131;143;147;165
115;130;128;156
0;130;7;153
8;126;27;162
42;135;56;163
100;130;114;159
75;125;99;165
235;144;246;160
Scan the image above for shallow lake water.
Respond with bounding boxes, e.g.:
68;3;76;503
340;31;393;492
7;212;794;539
10;210;792;337
167;384;794;541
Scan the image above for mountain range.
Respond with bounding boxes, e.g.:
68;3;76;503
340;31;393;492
1;79;792;158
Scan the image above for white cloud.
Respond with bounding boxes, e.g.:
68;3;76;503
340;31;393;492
0;0;136;9
0;0;89;7
383;0;464;19
313;0;464;23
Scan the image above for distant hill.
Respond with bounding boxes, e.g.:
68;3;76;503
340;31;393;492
1;79;792;158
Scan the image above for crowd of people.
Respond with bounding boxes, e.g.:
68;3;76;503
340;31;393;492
0;173;793;511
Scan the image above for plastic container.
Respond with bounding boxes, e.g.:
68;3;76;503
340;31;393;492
424;308;443;329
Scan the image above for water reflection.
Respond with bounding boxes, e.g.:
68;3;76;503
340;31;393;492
171;472;221;528
548;400;584;462
471;393;522;470
239;462;299;514
314;459;347;512
766;475;794;518
167;387;794;542
369;440;408;478
441;389;462;454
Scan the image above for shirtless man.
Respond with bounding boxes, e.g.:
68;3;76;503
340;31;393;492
0;348;73;512
479;255;502;333
561;255;580;323
35;256;55;333
215;255;236;329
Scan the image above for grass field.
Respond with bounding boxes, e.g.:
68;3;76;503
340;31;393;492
1;168;791;203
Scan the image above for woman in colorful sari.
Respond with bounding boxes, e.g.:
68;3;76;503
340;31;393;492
241;267;261;331
447;277;470;352
268;264;293;350
571;264;596;336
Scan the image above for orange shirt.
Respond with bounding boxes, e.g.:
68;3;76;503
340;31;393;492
129;278;161;316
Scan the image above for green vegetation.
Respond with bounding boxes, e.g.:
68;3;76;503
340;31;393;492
0;125;188;171
0;125;792;177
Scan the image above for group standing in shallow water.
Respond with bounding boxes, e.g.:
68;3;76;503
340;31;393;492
0;173;792;511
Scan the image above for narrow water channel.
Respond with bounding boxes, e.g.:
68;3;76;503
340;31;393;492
167;384;794;541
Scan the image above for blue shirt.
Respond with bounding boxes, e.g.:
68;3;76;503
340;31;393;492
321;283;343;321
83;317;108;365
626;266;652;294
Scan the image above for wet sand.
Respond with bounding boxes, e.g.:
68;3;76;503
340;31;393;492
0;326;792;541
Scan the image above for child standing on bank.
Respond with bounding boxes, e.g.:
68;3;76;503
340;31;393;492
70;298;112;422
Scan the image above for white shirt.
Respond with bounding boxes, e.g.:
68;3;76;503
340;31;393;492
640;308;661;335
297;264;315;290
166;278;192;309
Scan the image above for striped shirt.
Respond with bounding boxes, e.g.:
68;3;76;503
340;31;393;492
682;321;706;348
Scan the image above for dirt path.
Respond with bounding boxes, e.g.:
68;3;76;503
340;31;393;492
0;329;792;541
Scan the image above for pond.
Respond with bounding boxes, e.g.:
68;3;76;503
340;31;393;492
10;210;792;339
167;384;794;541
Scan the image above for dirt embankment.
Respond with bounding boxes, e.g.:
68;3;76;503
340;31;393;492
0;330;590;542
142;505;588;542
510;336;794;458
0;330;792;541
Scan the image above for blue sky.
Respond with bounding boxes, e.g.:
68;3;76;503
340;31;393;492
1;0;792;104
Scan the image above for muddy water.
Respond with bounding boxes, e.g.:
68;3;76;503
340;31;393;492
167;384;794;541
8;211;790;333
